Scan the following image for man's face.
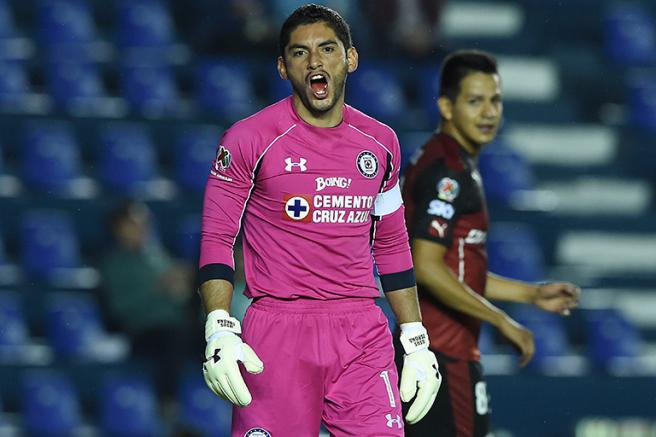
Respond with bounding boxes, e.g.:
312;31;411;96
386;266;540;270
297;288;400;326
277;21;357;117
440;72;503;154
115;209;150;250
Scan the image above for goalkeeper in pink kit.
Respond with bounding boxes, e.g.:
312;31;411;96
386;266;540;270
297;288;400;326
198;4;441;436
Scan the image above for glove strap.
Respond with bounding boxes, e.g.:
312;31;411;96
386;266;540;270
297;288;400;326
205;309;242;341
399;322;429;354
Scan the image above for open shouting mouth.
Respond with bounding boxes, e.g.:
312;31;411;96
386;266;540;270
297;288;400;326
308;73;329;99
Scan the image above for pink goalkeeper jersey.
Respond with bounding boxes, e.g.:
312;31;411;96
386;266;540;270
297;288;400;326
199;97;413;300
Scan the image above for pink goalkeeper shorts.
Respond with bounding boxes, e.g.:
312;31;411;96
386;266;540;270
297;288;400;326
231;296;404;437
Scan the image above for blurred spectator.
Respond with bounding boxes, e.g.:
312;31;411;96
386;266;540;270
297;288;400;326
100;199;197;403
361;0;448;59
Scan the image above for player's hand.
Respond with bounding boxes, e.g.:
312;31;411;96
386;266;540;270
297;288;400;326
398;322;442;424
202;310;263;406
533;282;581;316
498;315;534;367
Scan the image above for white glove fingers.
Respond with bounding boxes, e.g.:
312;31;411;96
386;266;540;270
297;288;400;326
204;369;230;403
224;366;253;406
406;381;439;424
240;344;264;374
210;379;230;402
202;368;221;398
218;372;243;406
406;382;430;423
399;365;418;402
399;343;441;424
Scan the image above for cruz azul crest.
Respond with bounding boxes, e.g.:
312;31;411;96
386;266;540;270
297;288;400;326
356;151;378;178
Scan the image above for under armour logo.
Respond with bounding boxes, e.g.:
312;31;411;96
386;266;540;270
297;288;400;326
430;220;448;238
285;157;307;172
385;413;402;429
204;348;221;364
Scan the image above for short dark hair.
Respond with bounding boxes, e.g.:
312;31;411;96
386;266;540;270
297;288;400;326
279;4;352;57
439;50;498;101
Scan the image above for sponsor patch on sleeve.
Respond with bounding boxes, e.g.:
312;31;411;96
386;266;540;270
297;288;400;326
214;145;232;172
436;177;459;202
210;145;234;181
426;199;455;219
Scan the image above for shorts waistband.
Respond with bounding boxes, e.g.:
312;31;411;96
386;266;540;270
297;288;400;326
250;296;377;314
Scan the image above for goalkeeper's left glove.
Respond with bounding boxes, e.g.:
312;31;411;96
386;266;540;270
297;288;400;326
399;322;442;424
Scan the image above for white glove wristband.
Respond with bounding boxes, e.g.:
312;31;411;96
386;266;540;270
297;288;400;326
205;309;241;341
399;322;429;354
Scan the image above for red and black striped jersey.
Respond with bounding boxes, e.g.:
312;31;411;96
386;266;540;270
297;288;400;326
403;132;489;361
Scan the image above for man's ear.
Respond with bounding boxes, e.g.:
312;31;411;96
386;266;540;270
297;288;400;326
346;47;358;73
277;56;288;80
437;96;453;121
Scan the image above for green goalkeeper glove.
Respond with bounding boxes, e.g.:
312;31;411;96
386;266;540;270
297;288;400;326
399;322;442;424
202;310;264;406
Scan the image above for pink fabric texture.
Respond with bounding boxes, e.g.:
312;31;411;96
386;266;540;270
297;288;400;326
200;97;413;299
232;297;404;437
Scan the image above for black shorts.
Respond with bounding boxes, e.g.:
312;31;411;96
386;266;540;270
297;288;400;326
395;345;491;437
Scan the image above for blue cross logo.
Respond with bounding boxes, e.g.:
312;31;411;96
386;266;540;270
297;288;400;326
285;197;309;220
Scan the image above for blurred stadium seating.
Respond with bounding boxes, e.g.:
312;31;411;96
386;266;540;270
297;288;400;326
37;0;94;44
177;373;232;437
99;373;163;436
0;0;654;436
45;292;128;363
20;210;82;280
120;64;186;118
20;121;95;197
487;222;545;282
346;62;408;125
195;58;260;123
173;125;221;193
21;369;83;437
0;292;30;361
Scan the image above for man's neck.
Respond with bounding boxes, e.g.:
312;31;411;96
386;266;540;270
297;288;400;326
292;95;344;128
441;125;479;156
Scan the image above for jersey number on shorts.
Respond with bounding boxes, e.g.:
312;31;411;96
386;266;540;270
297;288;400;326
474;381;490;415
379;370;396;407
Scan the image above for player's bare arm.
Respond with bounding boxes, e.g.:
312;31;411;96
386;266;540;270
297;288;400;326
386;285;422;323
414;238;507;325
485;273;581;316
413;238;534;366
199;278;234;314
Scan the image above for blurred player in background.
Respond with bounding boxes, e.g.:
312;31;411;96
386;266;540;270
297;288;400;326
198;4;440;436
399;49;581;437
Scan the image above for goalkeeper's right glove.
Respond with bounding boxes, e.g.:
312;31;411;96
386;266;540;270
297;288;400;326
202;310;264;406
399;322;442;424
